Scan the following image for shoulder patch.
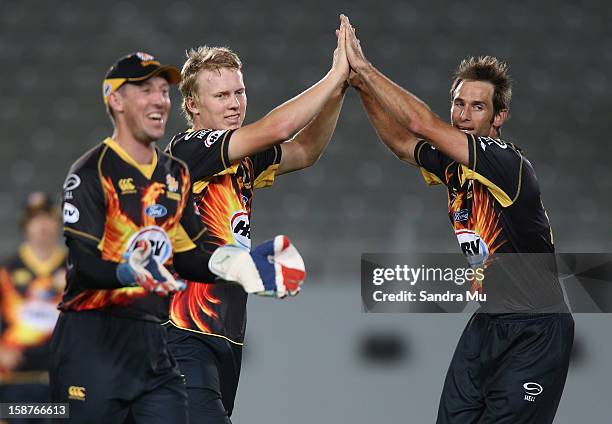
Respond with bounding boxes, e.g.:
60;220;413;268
63;174;81;191
477;136;508;150
203;130;226;148
180;129;228;148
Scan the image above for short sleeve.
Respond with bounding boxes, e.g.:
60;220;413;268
414;139;454;186
62;168;105;247
166;129;235;180
465;134;524;207
251;145;282;189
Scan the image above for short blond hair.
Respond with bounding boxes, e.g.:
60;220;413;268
180;46;242;124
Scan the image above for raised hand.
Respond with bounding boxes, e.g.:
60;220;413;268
331;16;350;81
341;14;370;73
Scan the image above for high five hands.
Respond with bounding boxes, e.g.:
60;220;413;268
340;14;370;75
332;14;370;85
331;16;350;81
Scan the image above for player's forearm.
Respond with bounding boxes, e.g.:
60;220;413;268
292;85;347;165
359;64;438;140
173;248;217;283
67;239;124;289
353;80;418;165
262;69;347;142
229;70;347;161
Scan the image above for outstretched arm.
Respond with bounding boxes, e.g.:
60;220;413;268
341;15;468;166
350;71;419;165
276;83;348;175
227;18;350;162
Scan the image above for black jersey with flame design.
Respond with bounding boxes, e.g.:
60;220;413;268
0;245;66;372
165;129;281;344
60;138;205;322
415;133;564;312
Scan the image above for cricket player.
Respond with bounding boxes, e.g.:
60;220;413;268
342;14;574;424
50;52;305;423
164;20;350;423
0;193;66;421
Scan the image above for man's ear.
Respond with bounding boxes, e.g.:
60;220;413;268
108;91;125;115
186;96;200;116
493;109;508;129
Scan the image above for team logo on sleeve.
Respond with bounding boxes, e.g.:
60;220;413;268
63;174;81;191
203;130;226;148
63;203;80;223
478;136;507;151
183;129;225;147
455;229;489;267
230;211;251;249
166;174;179;192
126;226;172;263
165;174;181;201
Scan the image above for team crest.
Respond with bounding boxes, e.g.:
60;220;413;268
136;52;155;61
166;174;179;192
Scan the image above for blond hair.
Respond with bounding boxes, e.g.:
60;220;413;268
180;46;242;124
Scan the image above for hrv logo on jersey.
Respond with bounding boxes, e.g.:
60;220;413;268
125;226;172;264
63;203;80;224
230;211;251;249
455;229;489;267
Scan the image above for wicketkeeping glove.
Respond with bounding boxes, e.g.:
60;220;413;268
208;235;306;298
116;240;186;295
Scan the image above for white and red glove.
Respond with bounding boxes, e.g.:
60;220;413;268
116;240;186;295
209;235;306;298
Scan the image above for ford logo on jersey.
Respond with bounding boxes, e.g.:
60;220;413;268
145;204;167;218
453;209;469;222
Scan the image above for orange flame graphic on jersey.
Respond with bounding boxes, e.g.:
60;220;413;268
64;171;187;312
450;183;506;293
196;174;243;245
169;173;244;332
170;283;221;333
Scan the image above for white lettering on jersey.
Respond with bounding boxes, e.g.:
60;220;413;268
477;136;507;150
183;129;205;141
455;229;489;267
63;203;80;223
125;226;172;264
230;211;251;249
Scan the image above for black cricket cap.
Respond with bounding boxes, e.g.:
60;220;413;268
102;52;180;105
